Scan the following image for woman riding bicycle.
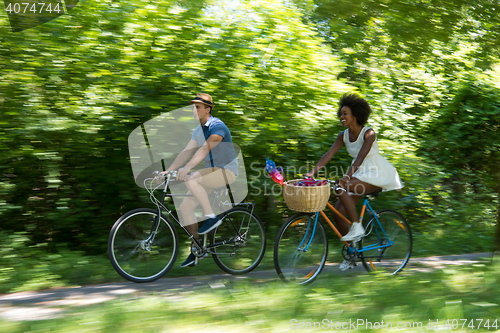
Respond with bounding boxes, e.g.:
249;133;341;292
304;93;403;270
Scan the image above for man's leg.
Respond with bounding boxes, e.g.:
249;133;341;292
179;195;208;267
179;195;200;239
185;168;236;235
185;171;214;217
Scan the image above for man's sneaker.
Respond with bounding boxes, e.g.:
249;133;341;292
339;260;356;271
198;216;223;235
180;252;207;267
340;222;365;242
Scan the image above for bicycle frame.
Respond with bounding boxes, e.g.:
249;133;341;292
148;175;254;253
300;197;393;254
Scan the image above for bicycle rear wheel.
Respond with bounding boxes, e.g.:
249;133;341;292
108;208;179;283
211;207;266;274
274;213;328;285
359;209;412;274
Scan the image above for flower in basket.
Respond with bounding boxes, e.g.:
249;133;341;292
292;179;328;187
265;158;284;186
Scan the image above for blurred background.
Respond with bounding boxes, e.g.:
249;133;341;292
0;0;499;315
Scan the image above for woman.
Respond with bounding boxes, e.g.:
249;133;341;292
304;93;403;270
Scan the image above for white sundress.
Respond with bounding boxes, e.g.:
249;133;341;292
343;127;403;192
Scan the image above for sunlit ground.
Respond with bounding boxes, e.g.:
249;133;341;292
1;256;499;333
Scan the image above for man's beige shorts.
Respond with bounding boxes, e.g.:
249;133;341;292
191;167;236;191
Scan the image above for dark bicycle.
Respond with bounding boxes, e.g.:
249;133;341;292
108;171;266;283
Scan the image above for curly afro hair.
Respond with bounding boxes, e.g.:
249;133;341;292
337;93;372;126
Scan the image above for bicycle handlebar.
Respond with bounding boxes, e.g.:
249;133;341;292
152;170;178;180
301;175;344;192
301;174;338;184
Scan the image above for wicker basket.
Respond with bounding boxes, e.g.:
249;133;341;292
283;179;331;212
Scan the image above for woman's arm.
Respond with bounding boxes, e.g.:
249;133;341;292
305;131;344;176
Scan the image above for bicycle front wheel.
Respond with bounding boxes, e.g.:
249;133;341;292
108;208;179;283
211;207;266;274
359;209;412;274
274;213;328;285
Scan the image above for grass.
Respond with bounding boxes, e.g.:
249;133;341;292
0;221;495;295
1;258;500;332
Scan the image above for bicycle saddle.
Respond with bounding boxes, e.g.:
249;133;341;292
366;188;382;198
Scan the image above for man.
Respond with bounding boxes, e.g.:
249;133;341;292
161;93;238;267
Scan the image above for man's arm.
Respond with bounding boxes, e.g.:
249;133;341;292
162;139;199;173
176;134;223;180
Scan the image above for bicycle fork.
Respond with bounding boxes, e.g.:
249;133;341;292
297;212;320;252
142;207;163;250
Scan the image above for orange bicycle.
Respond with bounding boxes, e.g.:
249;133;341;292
273;178;412;284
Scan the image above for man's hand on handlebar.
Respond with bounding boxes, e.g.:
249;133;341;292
157;170;178;181
159;169;173;176
176;166;190;181
158;168;190;181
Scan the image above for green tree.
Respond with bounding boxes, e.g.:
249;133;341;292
420;76;500;249
0;0;353;253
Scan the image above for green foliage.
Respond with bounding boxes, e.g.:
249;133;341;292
0;0;354;254
303;0;500;248
421;80;500;183
418;79;500;248
0;0;499;279
311;0;500;68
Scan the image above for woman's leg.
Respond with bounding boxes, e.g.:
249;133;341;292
334;178;381;235
334;196;362;236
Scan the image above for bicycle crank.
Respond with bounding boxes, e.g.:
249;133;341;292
341;244;358;261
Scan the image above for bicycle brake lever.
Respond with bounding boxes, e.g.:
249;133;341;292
332;179;347;192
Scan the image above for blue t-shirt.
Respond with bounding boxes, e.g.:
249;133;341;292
191;116;239;176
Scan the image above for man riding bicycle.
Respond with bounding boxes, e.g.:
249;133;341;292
161;93;238;267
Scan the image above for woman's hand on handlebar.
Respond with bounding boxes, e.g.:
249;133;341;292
303;171;315;178
337;176;349;192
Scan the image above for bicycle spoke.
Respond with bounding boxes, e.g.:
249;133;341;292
211;208;266;274
274;213;328;285
359;210;412;274
108;209;179;283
